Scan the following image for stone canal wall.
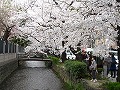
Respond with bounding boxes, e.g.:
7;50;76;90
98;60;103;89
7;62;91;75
0;53;18;84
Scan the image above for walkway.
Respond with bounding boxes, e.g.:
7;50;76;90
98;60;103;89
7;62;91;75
0;67;64;90
108;73;117;82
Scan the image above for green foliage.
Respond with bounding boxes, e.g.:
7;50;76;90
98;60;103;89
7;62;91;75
104;82;120;90
75;83;85;90
45;61;52;68
63;82;74;90
63;81;85;90
64;60;87;78
10;36;31;47
48;56;60;65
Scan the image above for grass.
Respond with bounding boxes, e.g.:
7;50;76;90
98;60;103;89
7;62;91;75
63;81;85;90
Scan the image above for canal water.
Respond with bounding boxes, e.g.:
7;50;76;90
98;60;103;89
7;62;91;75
0;61;64;90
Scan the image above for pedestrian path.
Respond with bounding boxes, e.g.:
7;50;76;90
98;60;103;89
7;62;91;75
108;74;117;82
82;73;117;90
83;77;116;90
101;71;117;82
108;77;116;82
0;68;64;90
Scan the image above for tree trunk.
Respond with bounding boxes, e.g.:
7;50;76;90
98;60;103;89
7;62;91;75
3;25;15;41
117;25;120;82
117;48;120;82
3;29;10;41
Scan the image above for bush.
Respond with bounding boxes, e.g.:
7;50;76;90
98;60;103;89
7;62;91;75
45;61;52;68
48;56;60;65
64;60;87;78
104;82;120;90
63;81;74;90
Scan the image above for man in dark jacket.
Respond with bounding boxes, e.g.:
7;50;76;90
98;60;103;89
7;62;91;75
110;54;117;78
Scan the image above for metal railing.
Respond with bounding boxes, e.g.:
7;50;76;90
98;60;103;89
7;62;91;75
0;38;24;54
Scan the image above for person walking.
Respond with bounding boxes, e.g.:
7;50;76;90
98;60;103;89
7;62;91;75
90;57;97;82
110;54;117;78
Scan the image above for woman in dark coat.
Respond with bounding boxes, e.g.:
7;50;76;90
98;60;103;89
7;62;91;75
110;54;117;78
61;50;66;63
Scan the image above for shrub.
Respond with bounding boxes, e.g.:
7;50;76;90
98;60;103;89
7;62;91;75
63;81;74;90
48;56;60;65
75;83;85;90
63;81;85;90
45;61;52;68
104;82;120;90
64;60;87;78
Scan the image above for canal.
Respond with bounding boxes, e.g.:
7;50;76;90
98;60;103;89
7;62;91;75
0;61;64;90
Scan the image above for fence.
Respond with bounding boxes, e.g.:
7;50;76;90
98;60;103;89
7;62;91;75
0;38;24;54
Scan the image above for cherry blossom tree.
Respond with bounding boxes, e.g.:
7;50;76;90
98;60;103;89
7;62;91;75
0;0;16;41
10;0;118;55
0;0;118;54
0;0;120;81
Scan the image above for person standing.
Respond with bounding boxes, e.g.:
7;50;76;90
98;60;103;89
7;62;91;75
110;54;117;78
81;50;88;62
106;53;112;76
90;57;97;82
103;53;112;77
76;51;81;61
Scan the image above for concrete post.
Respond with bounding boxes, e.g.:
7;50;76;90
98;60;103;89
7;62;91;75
8;42;9;53
3;41;5;54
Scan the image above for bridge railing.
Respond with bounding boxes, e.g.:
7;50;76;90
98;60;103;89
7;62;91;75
17;53;27;59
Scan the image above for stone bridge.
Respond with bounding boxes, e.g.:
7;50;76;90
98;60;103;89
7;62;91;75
18;58;52;68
